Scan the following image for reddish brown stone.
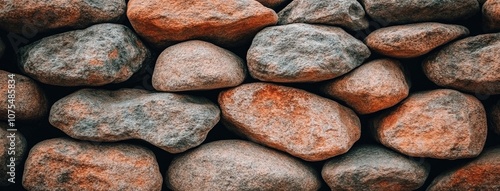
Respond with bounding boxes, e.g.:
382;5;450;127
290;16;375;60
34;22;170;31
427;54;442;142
373;89;487;159
219;82;361;161
255;0;289;8
483;0;500;32
127;0;278;48
321;59;409;114
0;123;27;186
491;99;500;135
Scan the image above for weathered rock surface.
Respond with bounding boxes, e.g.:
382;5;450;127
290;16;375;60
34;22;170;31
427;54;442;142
491;99;500;135
277;0;369;31
0;70;48;121
255;0;289;9
0;123;27;186
423;33;500;95
0;0;126;33
365;22;469;58
152;40;246;92
18;23;149;87
427;146;500;190
360;0;480;25
219;83;361;161
49;88;220;153
127;0;278;48
247;23;370;83
168;140;321;191
322;145;430;191
22;138;162;191
483;0;500;32
321;59;409;114
373;89;487;159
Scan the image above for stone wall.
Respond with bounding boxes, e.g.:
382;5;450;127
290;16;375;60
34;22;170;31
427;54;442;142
0;0;499;190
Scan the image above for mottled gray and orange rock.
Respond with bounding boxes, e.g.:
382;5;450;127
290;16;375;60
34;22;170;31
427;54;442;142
127;0;278;48
49;88;220;153
18;23;149;87
219;83;361;161
247;23;370;83
483;0;500;32
322;145;430;191
373;89;487;160
423;33;500;95
321;59;409;114
0;70;48;121
168;140;321;191
365;23;469;58
0;123;27;186
22;138;162;191
360;0;480;25
277;0;368;31
491;100;500;135
255;0;289;8
427;146;500;190
152;40;246;92
0;0;125;33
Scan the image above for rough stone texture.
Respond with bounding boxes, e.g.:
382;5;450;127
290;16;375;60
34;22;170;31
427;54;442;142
22;138;162;191
0;70;48;121
365;22;469;58
0;0;125;33
255;0;289;9
247;23;370;83
168;140;321;191
277;0;368;31
18;23;149;87
491;99;500;135
49;88;220;153
322;145;430;191
219;82;361;161
0;123;27;186
483;0;500;32
127;0;278;48
423;33;500;95
360;0;480;25
427;146;500;190
152;40;246;92
321;59;409;114
373;89;487;160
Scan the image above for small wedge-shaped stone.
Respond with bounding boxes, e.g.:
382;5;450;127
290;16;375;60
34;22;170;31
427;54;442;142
219;83;361;161
22;138;162;191
373;89;487;160
483;0;500;32
365;22;469;58
19;23;149;86
49;89;220;153
360;0;480;25
322;145;430;191
127;0;278;48
423;33;500;95
427;146;500;190
247;23;370;83
255;0;289;8
168;140;321;191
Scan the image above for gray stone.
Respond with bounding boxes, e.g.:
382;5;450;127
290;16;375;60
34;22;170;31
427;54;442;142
19;23;150;86
49;88;220;153
167;140;321;191
22;138;162;191
423;32;500;95
0;123;27;186
278;0;368;31
247;23;370;83
322;145;430;191
483;0;500;32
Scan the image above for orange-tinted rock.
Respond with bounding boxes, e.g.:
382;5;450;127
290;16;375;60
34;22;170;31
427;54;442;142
322;145;430;191
423;33;500;95
491;99;500;135
0;70;48;121
365;22;469;58
152;40;246;92
255;0;290;8
427;146;500;190
219;82;361;161
321;59;409;114
22;138;162;191
0;123;27;186
373;89;487;159
483;0;500;32
127;0;278;48
167;140;321;191
0;0;125;33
